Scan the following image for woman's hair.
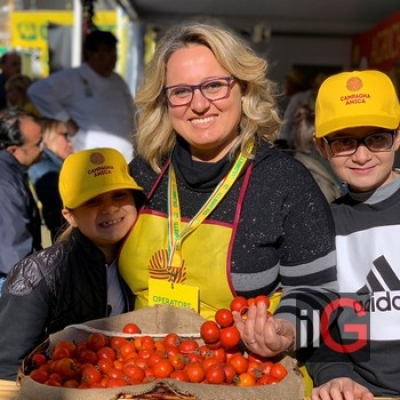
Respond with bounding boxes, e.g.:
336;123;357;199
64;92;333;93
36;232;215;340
5;74;32;93
293;105;316;152
40;118;65;142
134;21;283;172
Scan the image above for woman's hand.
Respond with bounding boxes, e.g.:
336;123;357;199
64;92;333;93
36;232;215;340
311;377;374;400
232;301;295;357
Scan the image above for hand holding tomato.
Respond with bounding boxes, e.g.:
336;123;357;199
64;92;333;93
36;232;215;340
232;300;295;357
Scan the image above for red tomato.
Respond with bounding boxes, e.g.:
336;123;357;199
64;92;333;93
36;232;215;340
87;333;109;352
152;359;174;379
205;364;225;384
97;357;114;374
230;296;248;315
200;320;220;344
147;350;164;368
229;354;249;374
219;326;241;349
178;338;199;354
170;370;189;382
270;363;288;380
223;363;237;384
169;353;186;370
106;378;127;388
81;365;102;385
52;346;71;360
97;346;116;361
63;379;79;388
123;364;145;383
185;363;205;383
122;322;141;334
254;295;271;309
78;350;98;365
31;353;47;368
163;333;179;348
260;360;274;376
30;369;49;384
215;308;234;328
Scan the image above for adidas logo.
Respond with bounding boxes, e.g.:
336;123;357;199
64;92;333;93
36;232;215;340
356;255;400;312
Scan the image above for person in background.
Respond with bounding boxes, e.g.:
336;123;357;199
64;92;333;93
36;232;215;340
5;74;39;116
119;21;337;361
28;118;74;242
27;30;135;162
280;72;329;148
0;147;143;381
0;109;43;295
307;70;400;399
293;105;344;202
0;51;22;110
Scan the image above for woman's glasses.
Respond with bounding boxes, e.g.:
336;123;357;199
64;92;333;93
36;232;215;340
164;77;235;107
323;131;395;156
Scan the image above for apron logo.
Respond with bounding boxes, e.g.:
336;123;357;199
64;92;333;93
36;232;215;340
149;249;187;283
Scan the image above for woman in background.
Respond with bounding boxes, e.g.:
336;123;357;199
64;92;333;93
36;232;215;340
29;118;74;242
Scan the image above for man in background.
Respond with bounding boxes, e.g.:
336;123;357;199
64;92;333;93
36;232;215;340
0;51;22;110
28;30;135;162
0;109;43;295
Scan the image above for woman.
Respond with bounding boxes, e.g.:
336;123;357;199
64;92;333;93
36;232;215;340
5;74;39;116
119;22;337;357
28;118;74;242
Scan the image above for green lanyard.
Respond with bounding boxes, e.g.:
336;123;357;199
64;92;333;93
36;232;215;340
167;140;254;282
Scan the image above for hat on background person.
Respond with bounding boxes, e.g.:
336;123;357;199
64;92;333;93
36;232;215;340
59;147;143;209
315;70;400;138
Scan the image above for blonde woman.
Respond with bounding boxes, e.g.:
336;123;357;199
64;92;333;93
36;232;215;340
28;118;74;241
119;21;338;360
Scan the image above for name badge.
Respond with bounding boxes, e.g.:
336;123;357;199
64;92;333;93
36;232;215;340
148;278;199;312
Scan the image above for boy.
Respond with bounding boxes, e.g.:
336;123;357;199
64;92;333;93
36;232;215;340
307;70;400;399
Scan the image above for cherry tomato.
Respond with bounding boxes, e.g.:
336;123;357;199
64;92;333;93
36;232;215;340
30;369;49;384
63;379;79;388
200;320;220;344
254;295;271;309
170;370;189;382
185;363;205;383
169;352;186;370
123;364;145;383
178;338;199;354
229;354;249;374
31;353;47;369
97;346;116;361
78;350;98;365
260;360;274;376
152;359;174;379
87;333;109;352
230;296;248;315
97;357;114;374
81;365;102;385
163;333;179;348
122;322;141;334
223;363;237;384
215;308;234;328
236;372;256;386
219;326;241;349
205;364;225;384
270;363;288;380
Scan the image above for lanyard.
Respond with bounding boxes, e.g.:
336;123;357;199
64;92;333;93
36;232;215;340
167;140;254;282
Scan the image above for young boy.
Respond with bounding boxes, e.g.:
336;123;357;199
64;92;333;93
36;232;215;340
0;147;143;381
307;70;400;399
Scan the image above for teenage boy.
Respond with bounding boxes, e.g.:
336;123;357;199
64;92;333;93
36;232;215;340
306;70;400;400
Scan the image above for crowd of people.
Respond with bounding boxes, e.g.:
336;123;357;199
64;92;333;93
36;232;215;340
0;21;399;400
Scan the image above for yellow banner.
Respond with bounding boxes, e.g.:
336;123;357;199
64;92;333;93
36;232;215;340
10;11;116;51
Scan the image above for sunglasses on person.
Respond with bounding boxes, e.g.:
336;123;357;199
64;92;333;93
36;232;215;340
323;131;396;156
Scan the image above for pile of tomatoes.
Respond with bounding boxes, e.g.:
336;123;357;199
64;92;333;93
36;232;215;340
27;296;287;389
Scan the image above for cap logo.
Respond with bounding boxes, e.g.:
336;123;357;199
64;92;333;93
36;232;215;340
90;152;105;165
346;77;363;91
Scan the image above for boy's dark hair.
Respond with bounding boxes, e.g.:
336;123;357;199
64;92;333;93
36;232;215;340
83;30;118;53
0;108;30;149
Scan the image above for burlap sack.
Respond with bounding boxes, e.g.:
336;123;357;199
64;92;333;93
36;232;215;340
17;305;305;400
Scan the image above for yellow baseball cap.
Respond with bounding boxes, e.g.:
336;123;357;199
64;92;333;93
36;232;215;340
59;147;143;209
315;70;400;138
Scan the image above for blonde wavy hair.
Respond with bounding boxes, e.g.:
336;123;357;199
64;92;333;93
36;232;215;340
134;21;283;173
